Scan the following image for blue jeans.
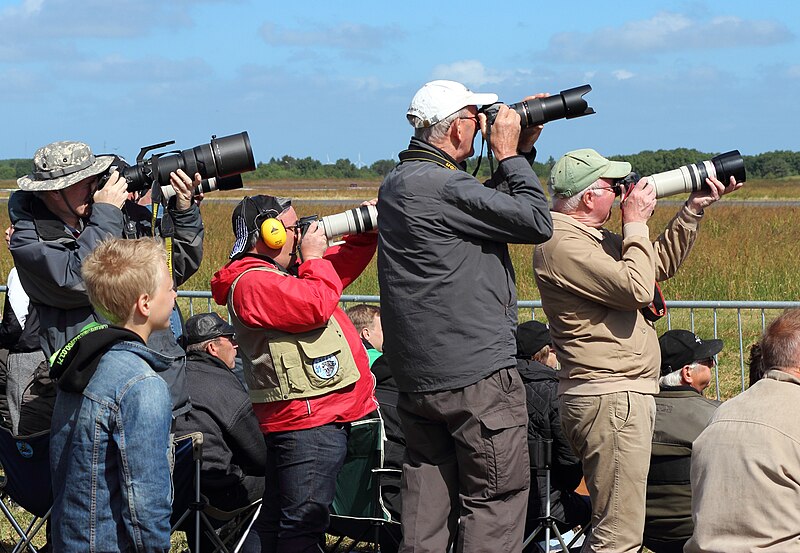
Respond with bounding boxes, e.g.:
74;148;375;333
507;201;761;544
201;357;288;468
242;424;348;553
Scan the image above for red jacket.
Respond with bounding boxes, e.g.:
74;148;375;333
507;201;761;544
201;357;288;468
210;234;378;433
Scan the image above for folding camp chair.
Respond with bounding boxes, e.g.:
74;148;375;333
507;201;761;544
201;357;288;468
522;439;590;553
0;427;52;553
171;432;204;553
198;499;262;553
326;417;402;553
171;431;262;553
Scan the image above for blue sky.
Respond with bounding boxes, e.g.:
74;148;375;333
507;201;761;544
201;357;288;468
0;0;797;166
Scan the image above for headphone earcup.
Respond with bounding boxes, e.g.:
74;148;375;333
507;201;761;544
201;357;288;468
260;218;287;249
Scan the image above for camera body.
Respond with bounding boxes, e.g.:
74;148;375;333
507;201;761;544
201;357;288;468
481;84;595;129
100;132;255;199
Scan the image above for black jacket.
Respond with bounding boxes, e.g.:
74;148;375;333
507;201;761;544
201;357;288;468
518;358;587;526
378;138;552;393
174;351;266;506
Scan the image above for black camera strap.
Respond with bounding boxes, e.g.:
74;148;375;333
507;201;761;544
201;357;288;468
642;282;667;322
398;149;460;171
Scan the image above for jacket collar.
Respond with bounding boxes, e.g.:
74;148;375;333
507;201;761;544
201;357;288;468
551;211;605;241
187;349;231;371
407;137;468;172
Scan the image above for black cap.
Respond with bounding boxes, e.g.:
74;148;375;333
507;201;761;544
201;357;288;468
229;195;291;260
516;320;551;358
185;313;236;345
659;329;724;376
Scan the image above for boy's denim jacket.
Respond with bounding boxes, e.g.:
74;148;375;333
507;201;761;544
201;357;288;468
50;327;174;553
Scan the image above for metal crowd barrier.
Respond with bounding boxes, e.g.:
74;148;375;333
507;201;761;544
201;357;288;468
4;286;799;399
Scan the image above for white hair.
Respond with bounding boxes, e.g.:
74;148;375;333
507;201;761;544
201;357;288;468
410;107;471;145
659;362;701;388
551;180;602;213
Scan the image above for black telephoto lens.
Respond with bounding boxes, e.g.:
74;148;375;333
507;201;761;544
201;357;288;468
712;150;746;184
509;84;595;128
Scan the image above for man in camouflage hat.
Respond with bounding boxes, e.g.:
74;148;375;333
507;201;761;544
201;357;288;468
8;140;205;418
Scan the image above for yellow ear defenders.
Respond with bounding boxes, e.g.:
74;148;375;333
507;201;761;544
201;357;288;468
260;218;287;249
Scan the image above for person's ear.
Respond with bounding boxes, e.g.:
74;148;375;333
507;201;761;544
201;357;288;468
205;339;219;357
681;364;694;384
135;293;151;318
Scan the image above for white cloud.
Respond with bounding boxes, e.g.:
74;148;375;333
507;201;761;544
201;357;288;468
543;11;794;63
612;69;635;80
430;60;507;88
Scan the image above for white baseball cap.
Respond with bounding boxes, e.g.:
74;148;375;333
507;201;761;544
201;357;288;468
406;80;498;128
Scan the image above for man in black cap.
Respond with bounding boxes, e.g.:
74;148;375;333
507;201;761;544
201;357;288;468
516;321;590;549
643;329;723;553
174;312;266;552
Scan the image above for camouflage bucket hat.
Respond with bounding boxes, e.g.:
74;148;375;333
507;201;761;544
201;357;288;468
17;141;115;191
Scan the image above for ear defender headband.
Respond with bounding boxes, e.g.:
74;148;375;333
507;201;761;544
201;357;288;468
260;218;287;249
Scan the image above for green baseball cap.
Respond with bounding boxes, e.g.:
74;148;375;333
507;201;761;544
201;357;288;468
549;148;632;198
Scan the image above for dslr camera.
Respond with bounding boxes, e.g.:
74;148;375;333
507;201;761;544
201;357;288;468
481;84;595;128
101;131;256;200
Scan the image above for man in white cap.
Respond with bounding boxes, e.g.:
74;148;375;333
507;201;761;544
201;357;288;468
533;149;741;552
8;140;204;417
378;80;553;552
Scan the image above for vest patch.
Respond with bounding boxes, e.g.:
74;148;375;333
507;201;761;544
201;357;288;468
312;354;339;379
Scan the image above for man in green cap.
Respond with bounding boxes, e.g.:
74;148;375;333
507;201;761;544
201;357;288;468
532;148;741;552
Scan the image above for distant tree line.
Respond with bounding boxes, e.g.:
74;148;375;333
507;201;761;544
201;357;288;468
2;149;799;181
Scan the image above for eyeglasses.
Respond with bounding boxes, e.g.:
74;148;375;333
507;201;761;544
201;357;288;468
698;357;716;367
594;184;623;197
458;116;479;124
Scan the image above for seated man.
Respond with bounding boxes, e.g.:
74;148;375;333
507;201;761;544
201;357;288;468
516;320;590;548
686;309;800;552
49;237;175;552
346;303;384;367
174;312;266;551
644;330;722;553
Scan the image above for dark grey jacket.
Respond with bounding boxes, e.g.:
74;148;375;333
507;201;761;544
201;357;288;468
377;138;552;392
8;191;204;415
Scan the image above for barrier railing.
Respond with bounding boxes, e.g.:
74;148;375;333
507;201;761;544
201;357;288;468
5;286;798;400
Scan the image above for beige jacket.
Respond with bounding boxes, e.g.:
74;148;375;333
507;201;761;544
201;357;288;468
533;206;702;396
685;370;800;553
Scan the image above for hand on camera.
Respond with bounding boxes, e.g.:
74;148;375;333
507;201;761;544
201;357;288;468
479;105;521;161
687;175;743;214
361;198;378;233
170;169;201;211
299;222;328;261
518;93;549;153
93;170;128;209
622;177;657;225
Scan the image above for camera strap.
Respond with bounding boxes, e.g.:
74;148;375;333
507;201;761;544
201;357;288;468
149;182;175;279
642;282;667;322
398;148;460;171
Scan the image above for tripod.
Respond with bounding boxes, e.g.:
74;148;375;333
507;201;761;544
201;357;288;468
522;439;589;553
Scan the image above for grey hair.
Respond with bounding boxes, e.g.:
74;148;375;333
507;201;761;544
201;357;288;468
659;367;685;388
410;107;471;145
186;338;216;353
659;362;702;388
551;180;602;213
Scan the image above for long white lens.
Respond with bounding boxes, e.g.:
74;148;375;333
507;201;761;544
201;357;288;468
319;205;378;239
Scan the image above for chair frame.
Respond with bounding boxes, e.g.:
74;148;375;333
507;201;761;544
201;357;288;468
523;439;590;553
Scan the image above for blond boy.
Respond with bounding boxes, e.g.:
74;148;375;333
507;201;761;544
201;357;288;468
49;238;177;552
